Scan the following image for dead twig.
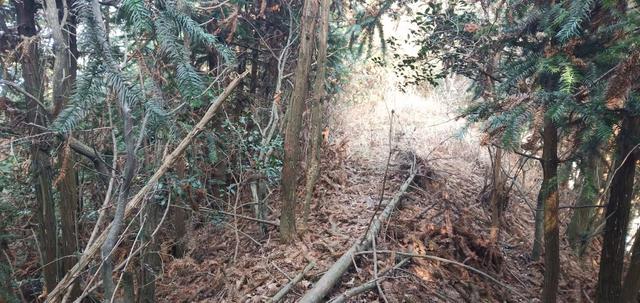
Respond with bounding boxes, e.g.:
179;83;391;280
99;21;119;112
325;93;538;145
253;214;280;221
356;250;524;298
217;210;279;226
329;258;410;303
268;261;316;303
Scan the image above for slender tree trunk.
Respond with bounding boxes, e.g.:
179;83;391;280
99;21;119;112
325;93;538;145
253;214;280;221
303;0;330;227
280;0;318;241
541;115;560;303
489;147;505;242
45;0;81;298
15;0;59;293
251;182;268;236
531;183;544;261
83;0;139;299
567;154;600;256
122;272;135;303
0;231;19;302
33;148;59;293
622;227;640;303
172;157;188;258
139;200;162;303
56;149;80;298
596;115;640;303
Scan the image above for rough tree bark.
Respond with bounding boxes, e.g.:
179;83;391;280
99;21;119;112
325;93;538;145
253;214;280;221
44;0;81;298
541;115;559;303
531;185;544;261
280;0;318;241
172;156;188;258
15;0;59;293
489;147;505;243
139;200;162;303
303;0;330;226
595;115;640;303
595;48;640;303
56;148;81;298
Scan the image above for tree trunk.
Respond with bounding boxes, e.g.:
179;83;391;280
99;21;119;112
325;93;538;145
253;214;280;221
172;157;188;258
531;184;544;261
489;147;505;242
541;115;560;303
33;147;59;294
567;154;600;256
303;0;330;227
122;272;135;303
82;0;139;299
15;0;59;293
279;0;318;242
0;232;19;302
56;149;80;298
139;200;162;303
45;0;80;298
596;115;640;303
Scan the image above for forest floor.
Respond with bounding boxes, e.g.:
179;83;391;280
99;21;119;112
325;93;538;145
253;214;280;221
154;65;602;303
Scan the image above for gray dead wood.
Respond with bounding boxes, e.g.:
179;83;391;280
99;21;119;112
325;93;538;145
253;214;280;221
269;261;316;303
298;159;416;303
329;258;410;303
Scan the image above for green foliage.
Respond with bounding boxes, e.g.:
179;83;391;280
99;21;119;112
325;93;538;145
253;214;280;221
221;115;283;184
496;53;541;95
396;0;640;163
555;0;596;42
340;0;417;58
394;0;482;87
163;9;234;63
54;0;237;131
104;67;142;108
0;156;27;303
120;0;153;34
52;62;105;132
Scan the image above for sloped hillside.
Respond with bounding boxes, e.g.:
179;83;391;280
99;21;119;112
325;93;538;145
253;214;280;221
155;65;599;302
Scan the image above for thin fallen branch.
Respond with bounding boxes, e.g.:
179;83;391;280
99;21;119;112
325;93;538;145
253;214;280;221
217;210;279;227
45;71;249;302
298;157;416;303
329;258;410;303
356;250;523;298
268;261;316;303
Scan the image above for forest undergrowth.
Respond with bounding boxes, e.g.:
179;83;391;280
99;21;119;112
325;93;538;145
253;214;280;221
153;65;599;302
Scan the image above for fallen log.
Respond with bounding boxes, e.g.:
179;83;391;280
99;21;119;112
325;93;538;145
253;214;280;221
356;250;520;296
329;258;410;303
45;71;249;302
298;157;416;303
217;210;280;227
268;261;316;303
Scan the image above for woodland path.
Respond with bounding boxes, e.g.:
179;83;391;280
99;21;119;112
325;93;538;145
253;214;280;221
155;68;598;302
